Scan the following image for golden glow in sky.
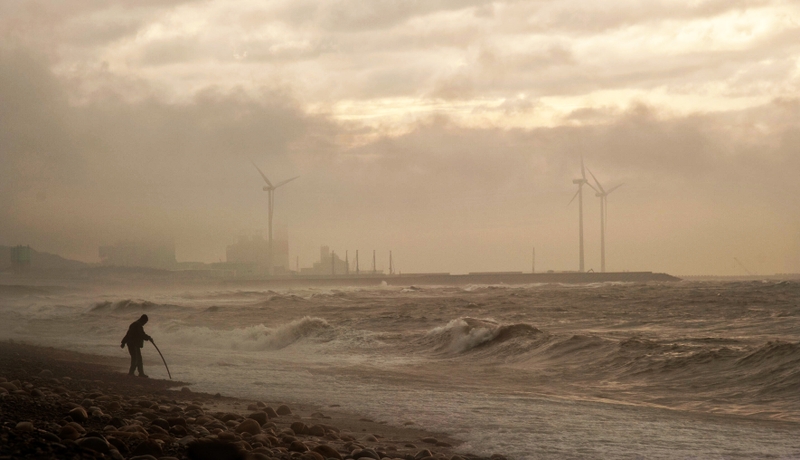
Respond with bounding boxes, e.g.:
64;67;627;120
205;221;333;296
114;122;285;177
62;2;799;126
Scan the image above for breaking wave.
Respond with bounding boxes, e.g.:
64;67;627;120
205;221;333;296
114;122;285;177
732;341;800;396
262;293;309;303
178;290;267;300
559;337;800;401
89;299;186;313
421;317;543;355
415;316;800;402
152;316;335;351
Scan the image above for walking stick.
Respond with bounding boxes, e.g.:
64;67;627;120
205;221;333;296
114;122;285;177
150;340;172;380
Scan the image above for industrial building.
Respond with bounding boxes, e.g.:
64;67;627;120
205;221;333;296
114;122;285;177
300;246;349;275
225;227;289;274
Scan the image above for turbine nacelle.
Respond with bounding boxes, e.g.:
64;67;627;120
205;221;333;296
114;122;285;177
252;160;299;192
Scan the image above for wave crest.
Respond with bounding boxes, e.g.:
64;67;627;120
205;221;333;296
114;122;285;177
153;316;334;351
423;317;542;354
90;299;184;313
736;340;800;367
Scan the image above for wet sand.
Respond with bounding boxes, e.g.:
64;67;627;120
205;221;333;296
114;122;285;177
0;340;496;460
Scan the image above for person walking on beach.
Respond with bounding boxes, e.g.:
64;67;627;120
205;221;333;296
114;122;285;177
121;314;152;377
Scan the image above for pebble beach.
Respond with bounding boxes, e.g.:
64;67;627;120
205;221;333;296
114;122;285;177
0;340;500;460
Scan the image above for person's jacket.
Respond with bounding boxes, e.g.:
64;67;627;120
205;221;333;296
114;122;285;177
121;320;151;349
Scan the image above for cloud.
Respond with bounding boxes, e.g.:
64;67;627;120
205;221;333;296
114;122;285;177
0;1;202;49
503;0;779;35
275;0;494;32
0;49;77;194
0;46;332;259
8;0;793;109
1;1;799;274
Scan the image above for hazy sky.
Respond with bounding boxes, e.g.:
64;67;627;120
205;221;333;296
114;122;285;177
2;0;799;275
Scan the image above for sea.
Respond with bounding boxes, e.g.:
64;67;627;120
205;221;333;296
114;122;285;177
1;280;799;459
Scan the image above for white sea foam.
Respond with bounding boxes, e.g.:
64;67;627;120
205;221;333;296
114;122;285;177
426;318;500;353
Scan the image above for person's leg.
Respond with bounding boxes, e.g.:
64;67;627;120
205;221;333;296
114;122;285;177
127;346;137;375
136;347;146;376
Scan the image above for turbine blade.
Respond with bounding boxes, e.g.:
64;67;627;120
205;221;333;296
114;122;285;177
585;167;605;194
585;181;599;194
568;188;580;206
250;160;273;188
607;183;624;194
273;176;299;188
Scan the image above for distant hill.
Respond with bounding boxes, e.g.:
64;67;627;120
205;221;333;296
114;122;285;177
0;246;90;271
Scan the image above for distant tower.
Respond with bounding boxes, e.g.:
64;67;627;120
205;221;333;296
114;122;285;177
586;167;623;273
356;250;360;275
250;161;298;275
389;251;393;275
372;250;376;274
331;251;335;275
346;251;349;275
569;157;592;273
532;247;535;274
296;256;299;274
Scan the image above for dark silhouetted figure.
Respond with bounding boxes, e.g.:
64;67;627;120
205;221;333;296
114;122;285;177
121;314;152;377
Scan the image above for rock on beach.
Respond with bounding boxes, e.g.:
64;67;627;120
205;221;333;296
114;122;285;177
0;340;488;460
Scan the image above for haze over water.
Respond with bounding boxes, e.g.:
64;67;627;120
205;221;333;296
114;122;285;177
2;280;799;459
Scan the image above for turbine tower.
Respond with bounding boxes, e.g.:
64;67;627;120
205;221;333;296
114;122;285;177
569;157;595;272
586;167;623;273
251;161;298;275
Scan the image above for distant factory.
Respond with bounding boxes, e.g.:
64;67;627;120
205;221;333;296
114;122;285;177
300;246;350;275
225;226;289;274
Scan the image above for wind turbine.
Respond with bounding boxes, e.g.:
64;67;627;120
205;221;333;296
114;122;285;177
251;161;298;275
586;167;623;273
569;157;596;272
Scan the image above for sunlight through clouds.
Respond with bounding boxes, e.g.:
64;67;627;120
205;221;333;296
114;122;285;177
44;0;800;133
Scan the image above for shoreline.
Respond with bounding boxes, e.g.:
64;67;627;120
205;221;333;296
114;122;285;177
0;268;681;289
0;340;495;460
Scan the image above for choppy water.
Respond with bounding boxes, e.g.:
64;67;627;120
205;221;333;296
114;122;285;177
1;280;800;459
